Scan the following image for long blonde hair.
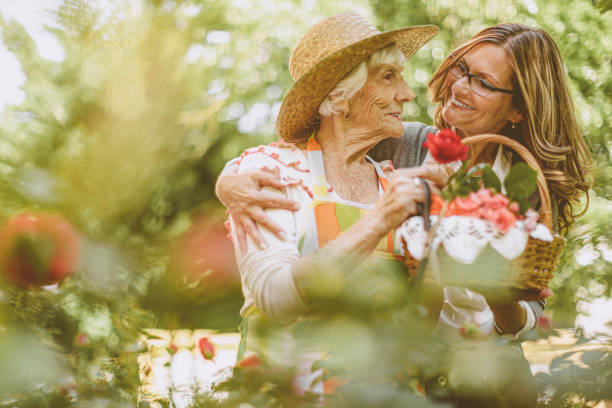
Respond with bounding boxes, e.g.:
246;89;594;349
429;24;592;234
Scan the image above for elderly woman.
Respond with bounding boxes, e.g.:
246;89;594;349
218;22;592;344
227;13;440;374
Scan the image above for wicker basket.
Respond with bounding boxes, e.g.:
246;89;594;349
401;134;565;290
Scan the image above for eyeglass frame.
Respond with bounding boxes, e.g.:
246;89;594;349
449;60;515;96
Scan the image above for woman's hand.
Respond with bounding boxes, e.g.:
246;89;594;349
393;164;454;188
373;171;440;232
215;167;301;252
475;286;552;334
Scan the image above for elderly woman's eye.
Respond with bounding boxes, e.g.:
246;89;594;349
384;71;394;80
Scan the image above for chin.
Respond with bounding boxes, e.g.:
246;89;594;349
387;123;404;139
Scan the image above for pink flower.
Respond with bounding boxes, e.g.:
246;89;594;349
492;208;517;232
487;193;509;210
524;209;539;231
422;128;468;164
475;188;492;202
454;195;480;212
508;202;520;213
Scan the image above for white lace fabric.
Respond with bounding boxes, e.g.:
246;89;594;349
396;215;553;263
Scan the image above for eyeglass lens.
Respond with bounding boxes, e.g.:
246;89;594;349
449;62;492;97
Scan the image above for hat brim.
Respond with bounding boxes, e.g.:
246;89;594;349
277;25;439;142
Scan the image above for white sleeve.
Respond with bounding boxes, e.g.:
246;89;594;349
231;149;308;322
239;242;308;322
220;157;239;177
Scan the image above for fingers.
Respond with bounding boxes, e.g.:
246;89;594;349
235;223;248;254
394;165;451;188
247;206;288;241
253;190;301;211
256;167;302;189
241;216;268;251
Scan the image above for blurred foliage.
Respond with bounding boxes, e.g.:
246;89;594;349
0;0;610;406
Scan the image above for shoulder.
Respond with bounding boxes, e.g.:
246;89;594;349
235;143;308;176
401;121;438;142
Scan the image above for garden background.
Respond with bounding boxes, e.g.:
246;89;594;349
0;0;610;407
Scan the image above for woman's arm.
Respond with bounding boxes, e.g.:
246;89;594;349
483;288;551;337
216;162;447;253
234;162;432;321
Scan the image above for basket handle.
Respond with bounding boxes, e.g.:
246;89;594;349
461;134;553;230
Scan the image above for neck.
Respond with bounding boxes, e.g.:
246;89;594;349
456;127;498;166
316;116;382;167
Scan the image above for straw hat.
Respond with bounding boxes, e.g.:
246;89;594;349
277;12;439;142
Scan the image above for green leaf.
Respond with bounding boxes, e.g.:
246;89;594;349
517;198;531;214
504;163;538;200
481;165;501;193
593;0;612;12
582;349;607;366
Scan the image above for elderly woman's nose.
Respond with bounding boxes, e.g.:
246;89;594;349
396;79;415;102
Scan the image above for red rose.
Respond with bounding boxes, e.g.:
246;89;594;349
0;211;79;287
422;128;468;164
237;354;261;368
198;337;215;360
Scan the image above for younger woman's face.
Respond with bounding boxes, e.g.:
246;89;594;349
441;43;522;137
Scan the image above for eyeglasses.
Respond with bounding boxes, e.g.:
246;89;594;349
449;60;515;97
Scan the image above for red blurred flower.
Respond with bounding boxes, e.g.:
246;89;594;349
198;337;215;360
537;316;552;331
423;129;468;164
0;211;79;287
237;354;261;368
429;194;445;215
168;343;178;355
76;333;89;347
322;376;348;395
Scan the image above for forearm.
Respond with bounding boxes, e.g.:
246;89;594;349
489;301;526;334
292;211;390;298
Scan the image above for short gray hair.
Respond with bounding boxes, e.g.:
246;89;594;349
318;44;406;117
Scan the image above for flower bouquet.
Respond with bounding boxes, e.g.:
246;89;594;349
397;130;565;290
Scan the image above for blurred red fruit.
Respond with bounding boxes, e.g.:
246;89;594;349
198;337;215;360
0;211;80;287
170;216;238;289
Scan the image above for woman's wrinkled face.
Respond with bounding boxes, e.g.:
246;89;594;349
347;64;414;139
442;43;522;137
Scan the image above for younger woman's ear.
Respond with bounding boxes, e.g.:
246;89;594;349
510;110;523;125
